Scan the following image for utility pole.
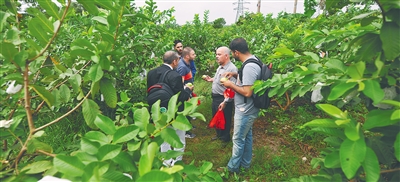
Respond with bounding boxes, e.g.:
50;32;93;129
293;0;298;13
257;0;261;13
233;0;250;22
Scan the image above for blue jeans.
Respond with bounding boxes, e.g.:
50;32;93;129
227;112;258;172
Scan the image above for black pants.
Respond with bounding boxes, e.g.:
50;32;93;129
212;94;233;142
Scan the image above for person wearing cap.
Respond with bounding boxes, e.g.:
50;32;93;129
202;46;238;144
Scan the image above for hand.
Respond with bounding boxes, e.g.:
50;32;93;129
185;83;194;91
202;75;212;82
218;102;226;110
220;78;233;88
222;72;237;79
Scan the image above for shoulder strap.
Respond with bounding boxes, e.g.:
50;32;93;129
239;57;262;82
159;69;171;83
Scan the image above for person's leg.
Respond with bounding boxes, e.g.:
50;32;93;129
174;129;186;163
220;101;233;142
160;142;173;166
240;112;258;169
227;113;253;172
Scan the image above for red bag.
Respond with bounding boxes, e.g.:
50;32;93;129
208;109;225;130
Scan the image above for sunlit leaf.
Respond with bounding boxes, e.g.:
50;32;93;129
316;104;347;119
362;147;380;182
302;119;337;128
160;127;183;149
137;171;173;182
328;82;357;101
100;78;117;108
362;79;384;104
54;155;85;176
340;138;366;179
347;61;365;80
77;0;99;15
37;0;61;20
30;85;55;107
172;114;192;131
89;64;103;83
82;99;100;129
97;144;121;161
324;151;340;168
94;114;116;135
0;42;18;62
139;142;158;176
21;160;52;174
113;125;140;144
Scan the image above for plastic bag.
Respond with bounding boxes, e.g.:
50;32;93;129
208;109;225;130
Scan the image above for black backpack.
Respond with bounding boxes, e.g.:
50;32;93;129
238;57;273;109
147;70;175;109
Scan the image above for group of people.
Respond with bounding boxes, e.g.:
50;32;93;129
146;37;260;173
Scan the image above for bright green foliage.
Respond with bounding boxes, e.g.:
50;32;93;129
0;0;398;181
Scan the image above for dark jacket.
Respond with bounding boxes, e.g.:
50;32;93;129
147;64;192;111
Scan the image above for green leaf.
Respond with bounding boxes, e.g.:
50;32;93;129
72;39;96;51
274;47;295;56
134;107;150;130
112;152;136;172
354;33;381;62
189;112;206;122
120;91;130;103
347;61;365;80
81;137;100;155
92;16;108;25
362;79;384;104
37;0;61;20
325;59;346;73
70;49;95;58
100;78;117;108
172;114;192;131
328;82;357;101
335;119;350;126
302;119;337;128
127;141;142;152
28;19;50;46
113;125;140;144
362;147;380;182
392;110;400;120
85;131;110;145
58;84;71;103
200;161;213;174
14;50;28;67
30;85;55;107
89;64;103;83
137;171;173;182
77;0;99;15
94;114;116;135
350;12;374;20
54;155;85;176
0;12;10;32
161;127;183;149
380;100;400;108
324;151;340;168
82;99;100;129
340;138;366;179
316;104;347;119
27;8;53;34
21;160;52;174
27;139;53;154
303;52;319;62
0;42;18;62
395;133;400;161
139;142;158;176
94;0;118;11
97;144;121;161
380;22;400;60
363;110;398;130
82;162;109;182
344;122;360;141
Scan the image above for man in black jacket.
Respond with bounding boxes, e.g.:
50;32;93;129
147;50;193;167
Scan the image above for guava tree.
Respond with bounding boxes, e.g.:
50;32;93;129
0;0;217;181
255;0;400;181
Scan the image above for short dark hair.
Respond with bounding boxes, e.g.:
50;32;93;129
182;47;194;57
229;37;249;54
174;39;182;47
163;51;179;64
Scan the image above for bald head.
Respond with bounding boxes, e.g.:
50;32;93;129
163;51;179;64
216;46;231;66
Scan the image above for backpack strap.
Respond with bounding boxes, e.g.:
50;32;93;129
159;69;171;83
238;57;262;104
